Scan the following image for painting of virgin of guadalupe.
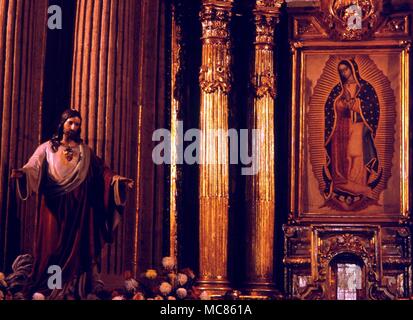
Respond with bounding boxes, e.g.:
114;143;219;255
306;55;397;212
323;59;382;207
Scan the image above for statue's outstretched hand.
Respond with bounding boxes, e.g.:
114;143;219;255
119;177;134;189
11;169;24;179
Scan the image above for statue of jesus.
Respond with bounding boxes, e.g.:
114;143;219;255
11;109;133;299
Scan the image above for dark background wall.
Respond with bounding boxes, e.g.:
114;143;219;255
42;0;77;141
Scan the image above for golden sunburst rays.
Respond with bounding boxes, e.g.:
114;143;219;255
307;55;396;212
356;55;396;202
307;56;341;196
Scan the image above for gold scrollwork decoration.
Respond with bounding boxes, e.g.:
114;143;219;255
318;0;383;41
252;70;276;99
382;17;407;33
255;15;277;46
284;225;297;238
297;19;316;35
317;234;374;282
199;2;232;95
199;64;231;94
256;0;283;8
200;4;232;41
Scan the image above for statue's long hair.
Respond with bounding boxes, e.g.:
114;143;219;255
50;109;83;152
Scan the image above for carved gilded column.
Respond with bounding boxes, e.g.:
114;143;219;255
245;0;281;294
198;0;233;294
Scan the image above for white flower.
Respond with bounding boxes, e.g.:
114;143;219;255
112;295;125;300
162;257;175;271
200;291;211;300
159;282;172;295
32;292;45;300
177;273;188;286
124;278;139;292
176;288;187;299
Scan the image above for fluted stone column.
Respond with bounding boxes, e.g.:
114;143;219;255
245;0;281;295
198;0;233;294
0;0;48;269
71;0;135;275
71;0;134;157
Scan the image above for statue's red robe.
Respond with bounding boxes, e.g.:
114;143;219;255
17;141;127;299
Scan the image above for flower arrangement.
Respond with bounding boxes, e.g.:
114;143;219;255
0;255;212;300
128;256;207;300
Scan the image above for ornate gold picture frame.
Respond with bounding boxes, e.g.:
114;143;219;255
290;40;410;223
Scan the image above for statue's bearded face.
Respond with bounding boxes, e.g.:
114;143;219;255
63;116;81;140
